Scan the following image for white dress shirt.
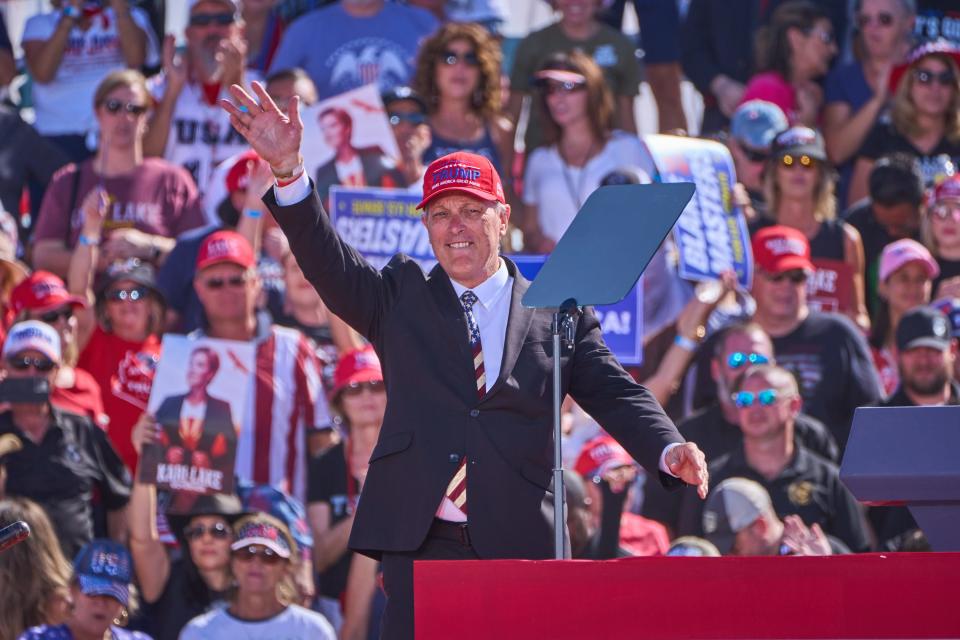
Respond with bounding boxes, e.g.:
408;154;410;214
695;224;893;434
273;175;681;524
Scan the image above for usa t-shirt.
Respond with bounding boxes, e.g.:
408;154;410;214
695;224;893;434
268;2;438;99
22;8;160;136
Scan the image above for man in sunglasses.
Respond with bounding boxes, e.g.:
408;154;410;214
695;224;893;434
145;0;250;193
677;363;870;553
382;86;432;191
189;230;332;502
726;100;788;220
643;320;838;535
0;320;131;558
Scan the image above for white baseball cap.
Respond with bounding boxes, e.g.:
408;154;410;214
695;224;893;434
2;320;61;363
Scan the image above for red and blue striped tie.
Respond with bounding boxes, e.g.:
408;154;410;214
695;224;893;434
445;290;485;513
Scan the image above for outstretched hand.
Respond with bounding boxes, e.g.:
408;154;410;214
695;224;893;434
666;442;709;499
220;81;303;174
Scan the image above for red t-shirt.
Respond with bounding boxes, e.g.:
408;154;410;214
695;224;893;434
51;367;108;427
34;157;207;249
78;326;161;472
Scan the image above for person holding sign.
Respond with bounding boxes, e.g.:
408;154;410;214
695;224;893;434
221;80;709;639
753;127;871;332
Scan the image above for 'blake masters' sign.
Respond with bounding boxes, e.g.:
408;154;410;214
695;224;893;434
329;187;644;364
644;135;753;288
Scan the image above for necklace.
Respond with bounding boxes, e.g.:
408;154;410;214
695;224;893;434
559;138;598;210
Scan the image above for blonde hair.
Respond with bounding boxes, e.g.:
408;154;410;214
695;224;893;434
0;498;73;640
230;514;298;605
891;53;960;143
763;159;838;222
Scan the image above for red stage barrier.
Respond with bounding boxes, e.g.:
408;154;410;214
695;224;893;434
415;553;960;639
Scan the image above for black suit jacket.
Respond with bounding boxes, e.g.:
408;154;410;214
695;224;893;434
314;147;405;203
155;393;235;455
266;184;685;560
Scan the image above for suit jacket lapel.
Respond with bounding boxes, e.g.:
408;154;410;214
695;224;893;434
485;258;534;399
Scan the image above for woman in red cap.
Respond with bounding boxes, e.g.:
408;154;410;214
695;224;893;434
849;39;960;205
921;175;960;299
9;271;106;425
306;345;385;636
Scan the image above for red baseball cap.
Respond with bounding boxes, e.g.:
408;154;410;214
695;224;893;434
751;226;814;274
10;270;87;315
417;151;506;210
225;150;261;194
930;174;960;205
888;39;960;95
196;230;255;271
332;346;383;397
574;435;635;481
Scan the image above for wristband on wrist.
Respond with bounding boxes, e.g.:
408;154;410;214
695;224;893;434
62;5;81;19
271;156;304;180
673;334;698;352
243;208;263;219
275;169;304;188
78;234;100;247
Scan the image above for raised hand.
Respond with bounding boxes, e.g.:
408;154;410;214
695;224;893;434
79;186;110;237
161;35;187;96
221;81;303;174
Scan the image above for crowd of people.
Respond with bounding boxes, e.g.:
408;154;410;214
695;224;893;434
0;0;957;637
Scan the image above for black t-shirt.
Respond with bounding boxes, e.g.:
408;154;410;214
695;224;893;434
858;121;960;187
306;441;356;599
0;408;131;558
843;201;920;318
749;216;847;261
642;403;839;530
140;558;229;640
932;256;960;299
677;445;871;552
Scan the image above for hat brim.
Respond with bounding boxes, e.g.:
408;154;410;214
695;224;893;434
78;574;129;606
902;337;952;352
762;256;813;275
196;256;254;272
417;186;503;211
30;295;88;314
231;537;291;559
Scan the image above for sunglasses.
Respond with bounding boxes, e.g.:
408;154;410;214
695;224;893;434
780;154;816;169
202;275;248;290
38;307;74;324
931;203;960;221
727;352;770;369
856;12;894;28
189;12;235;27
183;522;231;541
341;380;385;397
806;28;834;45
439;50;479;67
914;69;956;87
103;99;148;116
732;388;781;408
764;269;808;284
232;545;285;565
388;112;427;126
743;147;769;163
7;356;56;372
542;80;586;96
106;287;149;302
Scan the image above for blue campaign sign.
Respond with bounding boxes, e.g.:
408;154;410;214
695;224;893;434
329;186;436;271
643;135;753;288
511;255;644;366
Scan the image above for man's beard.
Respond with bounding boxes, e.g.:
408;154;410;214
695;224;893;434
903;369;949;396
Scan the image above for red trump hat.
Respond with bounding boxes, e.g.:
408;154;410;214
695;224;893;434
196;230;255;271
574;435;636;481
417;151;506;210
10;271;87;315
751;226;814;274
332;346;383;398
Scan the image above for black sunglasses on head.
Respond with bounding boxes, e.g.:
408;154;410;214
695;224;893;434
189;12;235;27
7;356;56;372
439;50;480;67
104;99;148;116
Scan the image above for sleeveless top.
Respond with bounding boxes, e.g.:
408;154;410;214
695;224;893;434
750;215;846;261
424;124;502;175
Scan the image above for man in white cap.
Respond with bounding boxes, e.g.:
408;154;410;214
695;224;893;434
0;320;130;557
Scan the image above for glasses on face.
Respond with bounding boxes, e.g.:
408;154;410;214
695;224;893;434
342;380;385;397
764;269;808;284
103;99;148;116
7;356;56;373
727;352;770;369
931;202;960;222
542;80;586;96
232;545;284;565
856;12;894;28
732;388;780;408
38;307;73;324
189;12;235;27
388;112;427;126
806;28;834;45
914;68;956;87
439;50;480;67
106;287;149;303
781;154;816;170
183;522;231;541
202;274;248;290
742;147;769;163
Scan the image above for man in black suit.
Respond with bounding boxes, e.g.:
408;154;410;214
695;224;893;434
223;82;710;639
